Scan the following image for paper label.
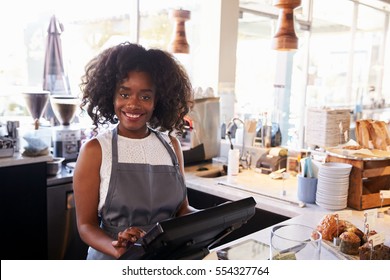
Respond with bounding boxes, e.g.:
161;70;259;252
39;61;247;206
368;232;385;247
380;190;390;199
335;210;352;220
364;208;377;217
364;209;377;229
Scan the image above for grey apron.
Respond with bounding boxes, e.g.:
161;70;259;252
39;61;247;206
87;127;186;260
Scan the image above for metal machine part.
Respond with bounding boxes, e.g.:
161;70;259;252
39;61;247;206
52;125;81;160
256;152;287;174
180;97;220;165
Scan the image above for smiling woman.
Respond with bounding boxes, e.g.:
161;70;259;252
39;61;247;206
73;42;196;260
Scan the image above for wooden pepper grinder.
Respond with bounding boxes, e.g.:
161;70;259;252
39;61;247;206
168;9;191;54
272;0;301;51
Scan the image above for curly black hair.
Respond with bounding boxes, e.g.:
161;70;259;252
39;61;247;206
79;42;193;135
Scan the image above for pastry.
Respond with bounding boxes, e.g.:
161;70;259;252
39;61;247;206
345;226;364;244
339;231;360;255
359;243;390;260
315;214;347;241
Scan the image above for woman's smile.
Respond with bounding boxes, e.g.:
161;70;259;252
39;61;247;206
123;112;141;119
122;111;143;120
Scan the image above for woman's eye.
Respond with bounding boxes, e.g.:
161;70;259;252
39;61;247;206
141;95;151;100
120;93;129;98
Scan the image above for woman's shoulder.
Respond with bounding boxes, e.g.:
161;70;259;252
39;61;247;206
95;128;113;145
153;130;184;156
79;128;113;155
152;130;177;145
78;137;101;158
95;127;113;139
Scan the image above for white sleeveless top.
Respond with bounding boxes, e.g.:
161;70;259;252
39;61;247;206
95;128;175;213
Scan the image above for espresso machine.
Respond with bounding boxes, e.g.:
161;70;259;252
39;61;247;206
50;95;81;160
180;97;221;165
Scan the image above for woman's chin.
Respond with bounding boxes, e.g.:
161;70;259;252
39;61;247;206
118;123;149;138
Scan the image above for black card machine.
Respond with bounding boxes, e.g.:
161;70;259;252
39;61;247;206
119;197;256;260
256;151;287;174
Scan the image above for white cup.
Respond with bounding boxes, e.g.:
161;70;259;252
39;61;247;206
228;149;240;176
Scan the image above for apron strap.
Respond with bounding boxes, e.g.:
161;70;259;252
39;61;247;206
150;129;180;167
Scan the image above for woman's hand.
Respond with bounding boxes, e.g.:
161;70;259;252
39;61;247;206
112;227;146;248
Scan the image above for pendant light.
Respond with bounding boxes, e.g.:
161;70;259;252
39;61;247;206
272;0;301;51
168;9;191;54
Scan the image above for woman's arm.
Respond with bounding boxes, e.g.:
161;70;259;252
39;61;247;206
169;136;198;216
73;139;127;258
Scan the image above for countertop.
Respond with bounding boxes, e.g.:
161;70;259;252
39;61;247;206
184;161;390;260
0;151;74;185
0;152;52;168
46;163;74;186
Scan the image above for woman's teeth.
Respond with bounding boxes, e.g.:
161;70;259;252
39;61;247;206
125;113;141;118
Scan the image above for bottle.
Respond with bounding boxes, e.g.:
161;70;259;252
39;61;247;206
262;112;272;148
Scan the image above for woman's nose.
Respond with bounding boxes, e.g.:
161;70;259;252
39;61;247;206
125;96;140;108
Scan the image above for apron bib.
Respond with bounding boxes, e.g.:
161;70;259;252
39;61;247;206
87;128;186;260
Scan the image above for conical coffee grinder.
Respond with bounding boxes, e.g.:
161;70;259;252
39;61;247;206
21;91;52;152
22;91;50;128
50;95;81;160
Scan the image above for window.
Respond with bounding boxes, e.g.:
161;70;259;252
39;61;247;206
0;0;133;126
1;0;389;148
0;0;198;125
236;0;308;147
236;0;390;148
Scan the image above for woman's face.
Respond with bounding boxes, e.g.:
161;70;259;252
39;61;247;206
114;71;156;139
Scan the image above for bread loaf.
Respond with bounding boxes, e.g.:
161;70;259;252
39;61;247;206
356;120;372;149
355;119;390;151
